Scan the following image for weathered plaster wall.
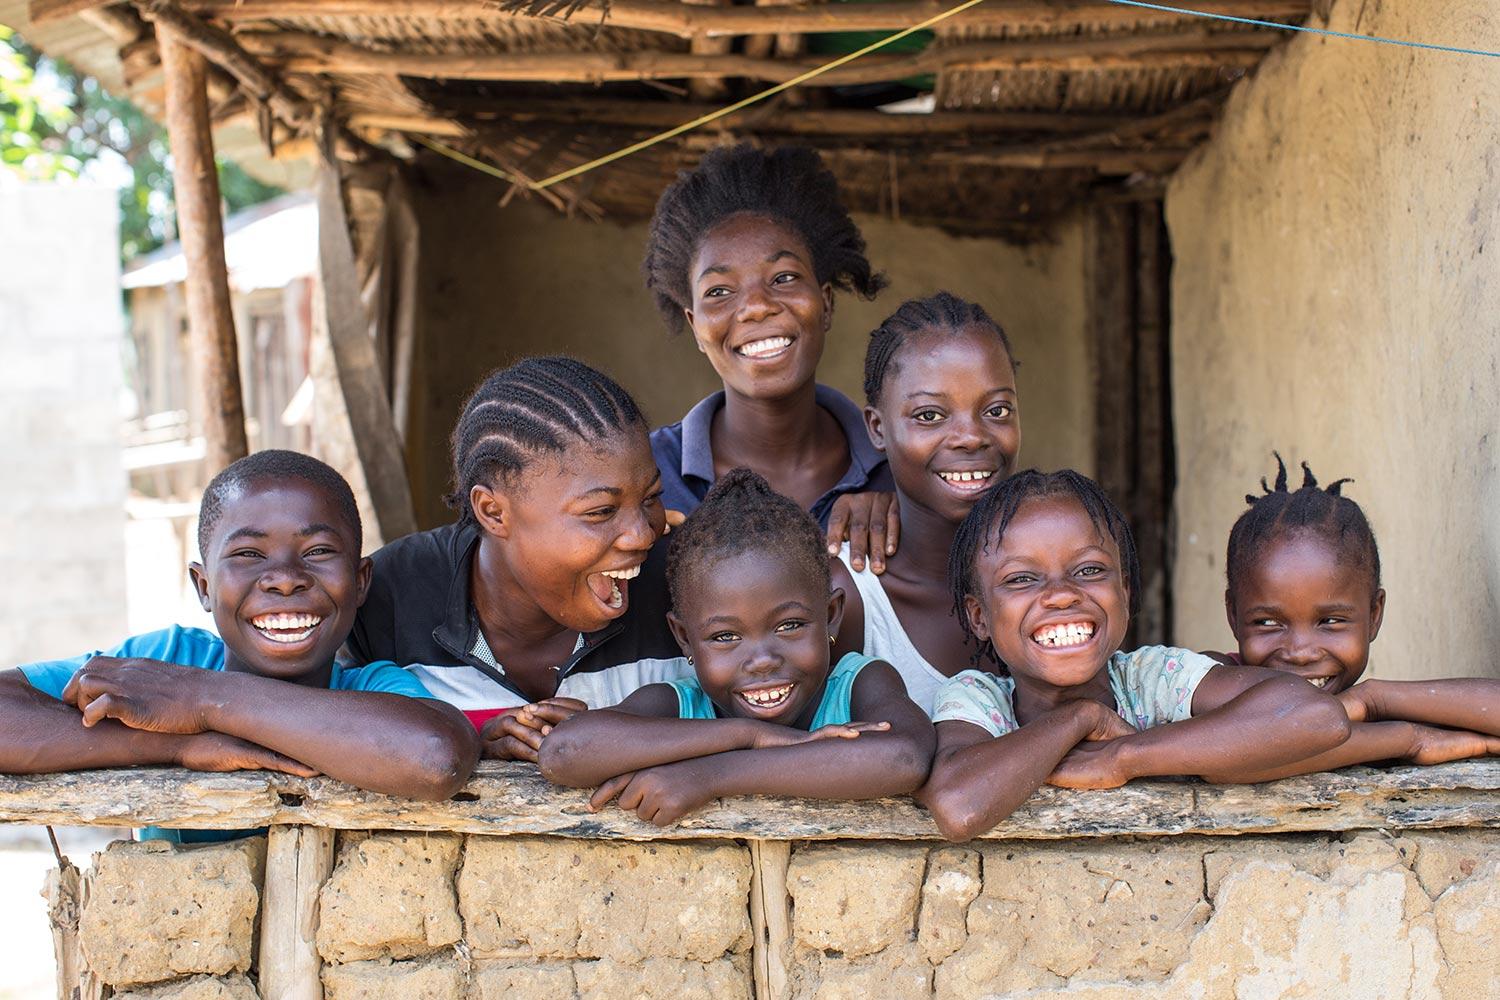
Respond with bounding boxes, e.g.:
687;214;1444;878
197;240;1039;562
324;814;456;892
0;184;127;663
406;166;1091;527
1166;0;1500;675
69;829;1500;999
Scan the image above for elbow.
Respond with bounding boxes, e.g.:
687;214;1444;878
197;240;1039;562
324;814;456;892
1296;690;1353;753
404;731;479;801
916;783;986;843
889;740;934;795
537;728;592;788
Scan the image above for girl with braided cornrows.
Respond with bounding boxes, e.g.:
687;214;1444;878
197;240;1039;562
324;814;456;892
644;143;895;529
1208;455;1500;779
539;469;934;828
346;356;690;761
828;292;1021;712
916;469;1351;842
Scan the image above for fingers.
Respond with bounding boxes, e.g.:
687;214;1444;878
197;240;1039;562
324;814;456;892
866;511;888;575
589;773;634;811
825;500;851;556
483;734;539;763
258;751;319;778
78;692;123;728
845;721;891;733
882;494;901;559
527;701;585;726
845;507;870;572
664;509;686;536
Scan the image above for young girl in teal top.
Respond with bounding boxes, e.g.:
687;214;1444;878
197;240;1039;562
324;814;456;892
917;469;1351;842
540;469;934;826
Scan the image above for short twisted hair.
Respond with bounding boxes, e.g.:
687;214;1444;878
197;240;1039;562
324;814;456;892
199;450;360;556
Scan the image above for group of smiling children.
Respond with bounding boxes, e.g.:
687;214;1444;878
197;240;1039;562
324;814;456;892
3;144;1497;844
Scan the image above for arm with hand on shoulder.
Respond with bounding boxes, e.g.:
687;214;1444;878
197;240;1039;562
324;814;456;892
62;657;479;799
1050;665;1350;787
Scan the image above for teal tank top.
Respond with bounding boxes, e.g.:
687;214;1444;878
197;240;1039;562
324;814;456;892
668;651;875;728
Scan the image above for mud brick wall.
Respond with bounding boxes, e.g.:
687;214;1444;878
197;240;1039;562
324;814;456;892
779;832;1500;1000
67;828;1500;1000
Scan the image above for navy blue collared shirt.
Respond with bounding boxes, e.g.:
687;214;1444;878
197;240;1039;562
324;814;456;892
650;384;894;527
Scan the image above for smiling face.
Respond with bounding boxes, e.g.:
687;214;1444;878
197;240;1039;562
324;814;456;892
685;212;834;402
964;494;1130;693
474;428;666;633
190;477;370;684
867;327;1020;525
669;548;844;728
1227;530;1384;694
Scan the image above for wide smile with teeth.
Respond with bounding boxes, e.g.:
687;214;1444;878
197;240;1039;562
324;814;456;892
1304;676;1335;689
250;612;324;644
1032;622;1096;648
937;469;995;492
736;336;793;359
738;683;794;710
592;565;641;611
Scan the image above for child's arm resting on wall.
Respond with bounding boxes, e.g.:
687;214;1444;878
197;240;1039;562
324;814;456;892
916;701;1136;842
1047;667;1350;788
62;658;479;799
539;684;885;788
575;663;934;827
1340;679;1500;735
1202;718;1500;783
0;670;316;776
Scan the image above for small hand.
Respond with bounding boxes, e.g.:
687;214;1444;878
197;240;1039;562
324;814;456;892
1406;724;1500;766
750;720;889;750
825;491;900;574
1077;701;1139;743
1337;684;1374;724
177;731;318;776
481;699;589;762
587;760;715;827
664;509;687;536
1046;741;1130;790
62;657;214;733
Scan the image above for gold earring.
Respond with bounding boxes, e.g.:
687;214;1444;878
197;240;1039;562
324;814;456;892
828;634;836;645
686;655;694;665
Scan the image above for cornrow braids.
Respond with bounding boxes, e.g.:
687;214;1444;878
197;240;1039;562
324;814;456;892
864;291;1017;405
446;356;647;525
948;469;1140;671
642;143;887;336
1225;453;1381;601
666;467;830;613
199;449;361;556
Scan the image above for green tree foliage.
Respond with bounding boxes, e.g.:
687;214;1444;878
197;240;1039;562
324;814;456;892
0;25;281;261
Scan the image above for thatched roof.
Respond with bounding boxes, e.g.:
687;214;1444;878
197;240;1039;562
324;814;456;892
22;0;1310;237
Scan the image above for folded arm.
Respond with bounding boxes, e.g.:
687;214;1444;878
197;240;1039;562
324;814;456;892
1342;678;1500;735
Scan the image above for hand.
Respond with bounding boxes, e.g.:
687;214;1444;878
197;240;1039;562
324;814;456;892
1406;724;1500;766
825;491;899;574
749;720;889;750
664;508;687;535
177;731;318;776
587;759;715;826
1046;741;1130;790
1337;684;1375;723
1075;701;1139;743
62;657;215;733
481;699;589;762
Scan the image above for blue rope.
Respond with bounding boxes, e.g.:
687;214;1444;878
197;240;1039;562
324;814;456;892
1107;0;1500;59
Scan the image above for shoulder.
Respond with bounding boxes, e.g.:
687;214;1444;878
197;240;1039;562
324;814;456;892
118;626;225;668
931;669;1014;734
368;522;471;575
1112;645;1218;679
615;681;686;718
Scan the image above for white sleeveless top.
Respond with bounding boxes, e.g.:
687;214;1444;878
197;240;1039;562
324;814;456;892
837;543;950;713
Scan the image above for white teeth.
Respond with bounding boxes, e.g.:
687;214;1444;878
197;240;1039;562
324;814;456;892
738;336;792;358
600;566;641;581
607;579;623;609
1031;622;1096;648
741;684;793;707
252;613;323;633
1308;677;1331;689
938;470;996;485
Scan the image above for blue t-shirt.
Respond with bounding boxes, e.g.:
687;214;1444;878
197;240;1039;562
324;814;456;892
668;651;875;729
650;384;894;528
20;625;434;843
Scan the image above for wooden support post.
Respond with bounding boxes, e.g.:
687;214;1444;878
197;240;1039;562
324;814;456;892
159;26;249;471
259;824;337;1000
316;149;418;543
748;840;793;1000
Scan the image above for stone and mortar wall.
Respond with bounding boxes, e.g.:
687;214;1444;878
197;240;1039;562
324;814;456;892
67;828;1500;999
1166;0;1500;676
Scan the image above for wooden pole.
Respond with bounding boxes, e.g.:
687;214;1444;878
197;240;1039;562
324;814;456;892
259;824;337;1000
159;26;249;471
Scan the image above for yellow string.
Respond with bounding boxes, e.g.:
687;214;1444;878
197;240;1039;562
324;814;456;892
416;0;991;192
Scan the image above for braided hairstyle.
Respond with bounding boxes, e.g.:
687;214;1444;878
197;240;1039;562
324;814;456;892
199;449;360;556
864;291;1017;405
1225;453;1380;602
642;143;887;336
666;468;830;614
446;356;646;525
949;469;1140;670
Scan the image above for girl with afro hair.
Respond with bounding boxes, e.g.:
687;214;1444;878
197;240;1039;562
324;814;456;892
643;143;894;530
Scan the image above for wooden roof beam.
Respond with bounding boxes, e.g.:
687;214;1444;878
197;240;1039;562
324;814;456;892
162;0;1310;40
244;28;1278;84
